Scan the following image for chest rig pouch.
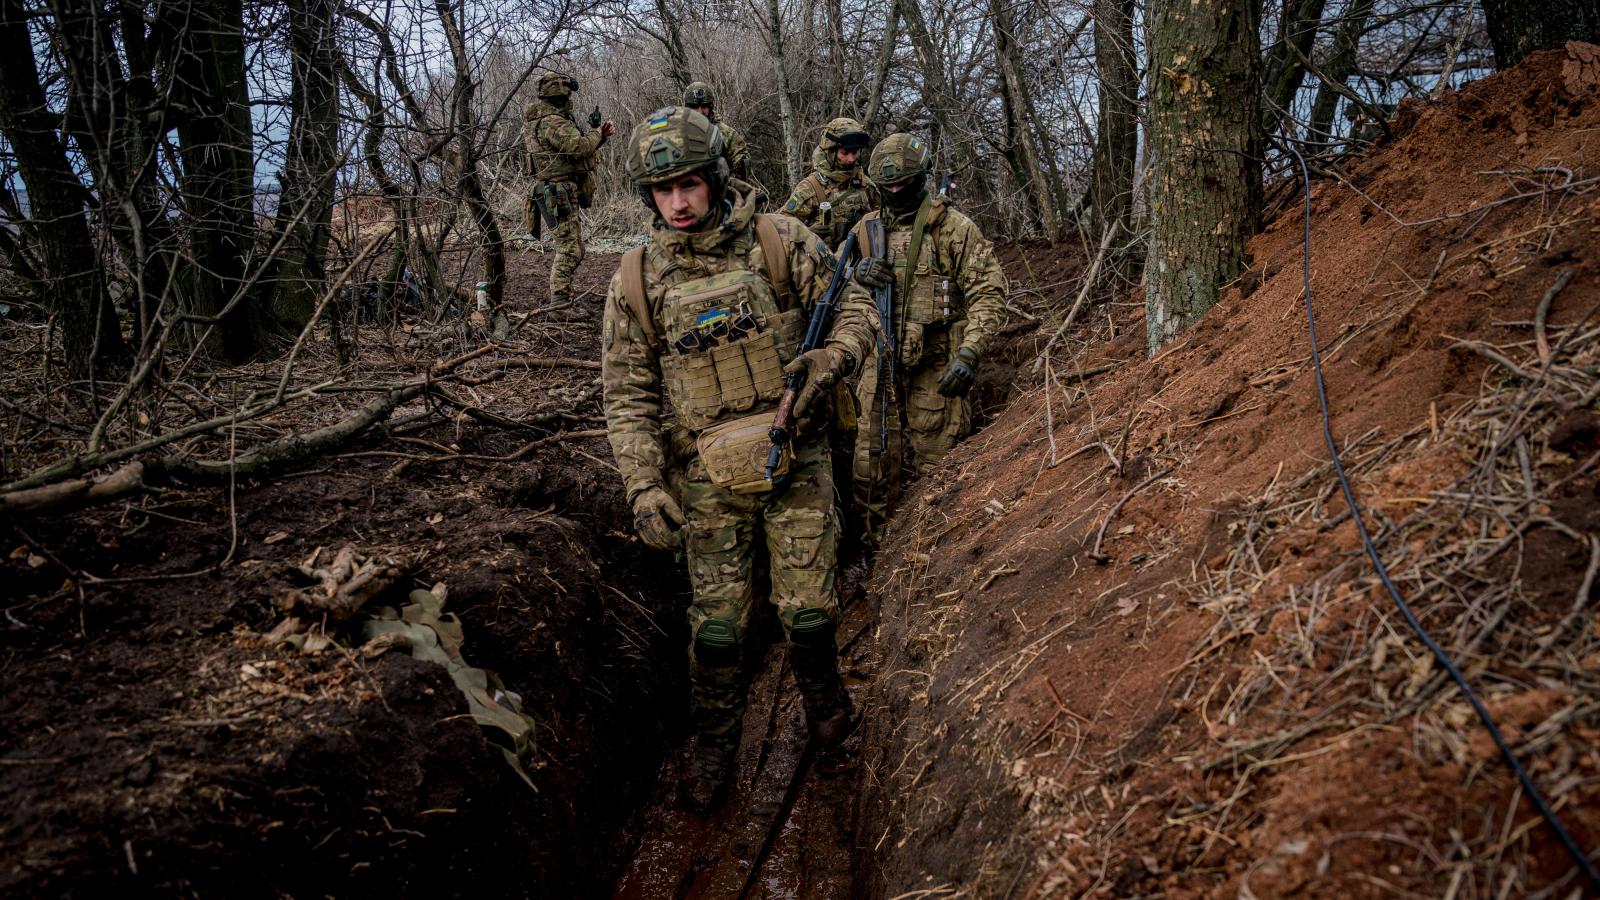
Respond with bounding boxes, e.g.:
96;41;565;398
887;211;961;370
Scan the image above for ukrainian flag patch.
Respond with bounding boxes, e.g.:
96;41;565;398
648;115;671;131
783;191;801;212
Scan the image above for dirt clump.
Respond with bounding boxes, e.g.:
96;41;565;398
1;257;691;896
856;45;1600;898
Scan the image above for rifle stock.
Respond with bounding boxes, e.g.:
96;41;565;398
765;232;861;481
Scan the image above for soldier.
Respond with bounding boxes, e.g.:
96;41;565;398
848;133;1008;545
524;73;615;303
683;81;750;181
601;106;879;810
783;117;877;247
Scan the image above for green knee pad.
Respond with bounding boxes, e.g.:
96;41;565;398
788;608;836;651
693;618;741;668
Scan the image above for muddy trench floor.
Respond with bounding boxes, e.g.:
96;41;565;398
1;239;1046;897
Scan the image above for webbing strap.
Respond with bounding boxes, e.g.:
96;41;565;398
901;196;933;308
620;246;662;351
753;213;791;309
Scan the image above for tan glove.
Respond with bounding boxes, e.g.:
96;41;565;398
782;346;852;420
632;485;685;550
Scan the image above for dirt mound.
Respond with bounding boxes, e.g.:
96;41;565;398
858;45;1600;898
0;261;691;895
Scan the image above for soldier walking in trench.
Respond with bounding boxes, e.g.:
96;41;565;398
847;133;1009;546
683;80;751;182
600;107;880;810
523;73;614;303
783;117;878;248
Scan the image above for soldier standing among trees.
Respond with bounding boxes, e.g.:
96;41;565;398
683;81;750;182
600;106;879;810
848;133;1009;545
783;117;877;247
523;73;614;303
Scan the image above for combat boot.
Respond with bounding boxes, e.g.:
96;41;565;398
678;738;736;811
788;609;858;749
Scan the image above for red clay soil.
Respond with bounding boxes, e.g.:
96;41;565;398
857;45;1600;899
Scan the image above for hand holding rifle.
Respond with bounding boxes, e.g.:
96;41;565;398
765;231;862;481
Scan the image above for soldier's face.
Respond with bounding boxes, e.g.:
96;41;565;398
651;173;713;230
834;147;861;167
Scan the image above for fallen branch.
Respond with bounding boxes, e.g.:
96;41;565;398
1033;221;1119;372
1088;469;1170;564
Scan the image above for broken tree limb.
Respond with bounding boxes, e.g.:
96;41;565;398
1088;468;1170;564
2;380;427;519
1033;221;1120;372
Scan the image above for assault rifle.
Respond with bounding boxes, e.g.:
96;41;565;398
863;217;895;453
765;231;862;482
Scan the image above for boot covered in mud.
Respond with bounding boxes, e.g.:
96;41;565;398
787;609;856;748
679;620;746;811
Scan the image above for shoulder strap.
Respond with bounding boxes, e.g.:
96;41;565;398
620;246;661;351
753;214;792;310
902;196;933;304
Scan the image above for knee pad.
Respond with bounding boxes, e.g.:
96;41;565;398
693;618;741;668
788;608;836;651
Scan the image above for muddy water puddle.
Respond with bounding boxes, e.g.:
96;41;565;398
610;607;868;899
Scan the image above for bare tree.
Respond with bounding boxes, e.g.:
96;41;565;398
1482;0;1600;69
1145;0;1263;352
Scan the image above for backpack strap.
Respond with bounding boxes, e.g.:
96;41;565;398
853;210;882;257
901;195;934;306
753;213;792;310
620;246;662;352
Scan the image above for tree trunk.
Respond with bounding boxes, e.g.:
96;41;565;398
263;0;341;333
764;0;803;185
1260;0;1328;136
435;0;505;321
900;0;975;180
1088;0;1138;248
653;0;692;88
169;0;267;362
863;0;900;130
991;0;1061;242
0;0;126;379
1482;0;1600;70
51;0;176;353
1144;0;1263;352
1308;0;1375;141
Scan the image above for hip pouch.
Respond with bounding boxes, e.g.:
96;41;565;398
696;412;791;494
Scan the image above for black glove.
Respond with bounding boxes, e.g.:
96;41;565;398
937;346;979;397
782;346;853;419
632;485;685;550
854;257;893;291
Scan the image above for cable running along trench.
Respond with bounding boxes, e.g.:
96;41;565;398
1284;144;1600;891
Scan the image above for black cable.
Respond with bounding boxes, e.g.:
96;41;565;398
1284;143;1600;892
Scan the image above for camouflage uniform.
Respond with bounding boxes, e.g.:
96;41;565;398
602;106;878;807
783;118;877;248
524;74;608;301
849;133;1008;544
683;81;751;181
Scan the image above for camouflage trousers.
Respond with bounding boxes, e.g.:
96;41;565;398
549;214;584;299
669;435;843;751
851;323;973;545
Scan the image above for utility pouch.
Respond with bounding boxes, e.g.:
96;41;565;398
696;412;791;494
899;321;925;369
542;182;577;219
831;380;858;433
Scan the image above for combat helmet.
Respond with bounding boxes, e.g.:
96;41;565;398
683;81;716;111
819;117;870;154
867;132;931;185
537;72;578;99
625;105;729;203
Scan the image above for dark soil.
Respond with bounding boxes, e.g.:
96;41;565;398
1;255;691;897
